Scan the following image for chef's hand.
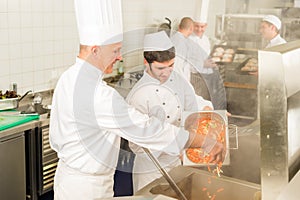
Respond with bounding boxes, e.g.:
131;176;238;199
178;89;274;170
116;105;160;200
208;141;225;164
204;59;217;68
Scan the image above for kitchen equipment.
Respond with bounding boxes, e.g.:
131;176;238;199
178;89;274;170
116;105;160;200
142;147;188;200
0;90;32;111
136;166;261;200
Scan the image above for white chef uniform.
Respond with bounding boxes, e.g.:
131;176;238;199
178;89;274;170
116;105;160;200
266;34;286;48
170;31;194;81
126;31;213;192
49;1;189;199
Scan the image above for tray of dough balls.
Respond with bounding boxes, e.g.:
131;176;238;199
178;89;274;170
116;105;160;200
210;45;236;64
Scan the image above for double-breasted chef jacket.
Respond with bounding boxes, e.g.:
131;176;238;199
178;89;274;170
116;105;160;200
126;70;213;192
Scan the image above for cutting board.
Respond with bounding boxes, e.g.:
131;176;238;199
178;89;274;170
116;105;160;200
0;113;39;131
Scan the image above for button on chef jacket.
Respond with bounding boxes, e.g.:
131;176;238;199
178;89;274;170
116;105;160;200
126;70;212;191
49;58;189;197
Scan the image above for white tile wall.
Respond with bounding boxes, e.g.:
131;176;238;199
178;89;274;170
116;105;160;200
0;0;224;94
0;0;78;93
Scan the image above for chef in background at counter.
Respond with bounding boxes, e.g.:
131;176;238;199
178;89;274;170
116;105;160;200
189;16;227;110
126;31;214;192
49;0;224;199
260;15;287;48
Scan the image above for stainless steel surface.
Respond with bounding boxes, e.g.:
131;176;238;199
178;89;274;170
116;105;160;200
136;166;260;200
258;41;300;199
0;90;32;111
277;169;300;200
142;147;187;200
0;132;26;200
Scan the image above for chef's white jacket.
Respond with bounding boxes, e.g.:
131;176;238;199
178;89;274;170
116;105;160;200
126;70;212;192
189;33;213;74
170;31;193;81
49;57;189;199
266;34;287;48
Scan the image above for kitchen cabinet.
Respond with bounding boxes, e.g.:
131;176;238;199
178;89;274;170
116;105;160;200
0;132;26;200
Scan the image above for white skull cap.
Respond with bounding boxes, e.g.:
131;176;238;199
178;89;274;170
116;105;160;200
74;0;123;46
144;31;174;52
263;15;282;30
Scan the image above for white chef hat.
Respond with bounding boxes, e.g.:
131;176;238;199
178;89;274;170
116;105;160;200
262;15;282;30
193;0;210;23
74;0;123;46
144;31;174;52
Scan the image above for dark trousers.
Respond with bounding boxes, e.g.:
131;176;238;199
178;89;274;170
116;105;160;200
113;139;135;196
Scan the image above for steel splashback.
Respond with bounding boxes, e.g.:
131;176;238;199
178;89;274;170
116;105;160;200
258;40;300;199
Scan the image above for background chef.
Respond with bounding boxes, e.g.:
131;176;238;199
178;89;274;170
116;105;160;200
260;15;287;48
49;0;224;199
127;31;216;192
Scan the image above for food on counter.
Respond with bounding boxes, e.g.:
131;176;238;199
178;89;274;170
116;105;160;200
0;90;18;99
241;58;258;72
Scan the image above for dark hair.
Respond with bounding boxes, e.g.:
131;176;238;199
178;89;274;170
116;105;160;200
144;47;175;64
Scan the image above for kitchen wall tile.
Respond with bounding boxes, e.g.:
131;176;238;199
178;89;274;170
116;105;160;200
53;54;64;68
54;13;64;27
63;0;74;12
20;0;32;12
0;29;9;45
32;57;44;71
9;58;22;74
44;55;54;69
0;60;10;76
0;13;8;29
32;13;43;28
32;28;43;43
31;0;43;12
0;45;9;61
22;58;34;73
7;0;20;13
22;72;34;87
9;73;22;89
21;43;33;58
8;13;21;28
32;42;43;57
8;28;21;44
44;13;54;27
43;1;53;13
0;76;10;91
0;0;8;13
21;13;33;28
34;70;44;85
43;27;54;42
53;0;64;13
21;28;33;43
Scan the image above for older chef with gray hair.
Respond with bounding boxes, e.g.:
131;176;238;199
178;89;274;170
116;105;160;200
49;0;224;199
260;15;287;48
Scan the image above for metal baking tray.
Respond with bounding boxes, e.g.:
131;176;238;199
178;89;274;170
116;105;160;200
210;45;237;65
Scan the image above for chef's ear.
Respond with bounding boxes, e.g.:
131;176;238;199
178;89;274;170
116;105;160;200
144;58;149;66
91;45;101;55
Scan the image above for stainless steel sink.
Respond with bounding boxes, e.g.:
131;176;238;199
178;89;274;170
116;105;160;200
136;166;261;200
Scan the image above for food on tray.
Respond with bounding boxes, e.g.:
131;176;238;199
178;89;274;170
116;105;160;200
241;58;258;72
224;48;235;54
211;46;235;63
0;90;18;99
212;52;223;57
215;47;225;53
211;57;221;62
184;113;226;164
